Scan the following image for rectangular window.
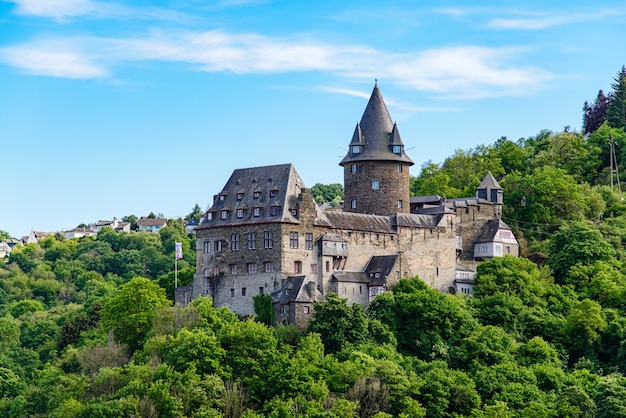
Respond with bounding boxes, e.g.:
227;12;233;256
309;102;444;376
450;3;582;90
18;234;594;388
214;240;223;252
351;164;357;173
236;209;244;218
253;207;261;217
303;306;310;314
247;263;257;274
397;164;402;172
270;206;279;216
352;145;362;154
241;287;246;296
237;193;244;200
305;232;313;249
290;208;298;217
290;232;299;249
203;241;211;253
229;264;237;274
259;287;264;295
294;261;302;274
230;288;234;297
282;305;287;314
326;260;330;272
392;145;402;154
248;232;257;250
221;210;228;219
264;261;273;272
310;263;317;274
253;191;260;199
351;200;357;209
270;189;278;197
372;180;380;190
264;231;273;249
397;200;403;209
207;212;213;220
212;266;219;276
231;234;240;251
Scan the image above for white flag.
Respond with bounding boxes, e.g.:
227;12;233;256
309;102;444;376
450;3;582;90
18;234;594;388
175;242;183;260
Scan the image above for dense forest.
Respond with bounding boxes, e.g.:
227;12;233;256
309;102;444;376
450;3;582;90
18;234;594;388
2;68;626;417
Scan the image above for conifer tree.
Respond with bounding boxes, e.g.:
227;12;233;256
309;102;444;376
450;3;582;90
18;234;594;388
606;66;626;131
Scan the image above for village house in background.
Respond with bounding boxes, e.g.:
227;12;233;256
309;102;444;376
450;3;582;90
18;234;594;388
176;84;519;327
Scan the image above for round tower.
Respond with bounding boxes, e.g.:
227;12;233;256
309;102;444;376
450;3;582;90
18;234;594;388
339;83;414;215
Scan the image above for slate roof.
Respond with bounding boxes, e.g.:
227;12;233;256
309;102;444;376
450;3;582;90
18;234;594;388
364;255;399;286
474;219;516;244
272;276;327;304
340;84;413;166
198;164;331;229
138;217;167;227
477;171;503;191
393;213;443;228
324;211;395;233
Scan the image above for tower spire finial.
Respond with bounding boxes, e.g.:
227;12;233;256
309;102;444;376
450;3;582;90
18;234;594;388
374;78;378;86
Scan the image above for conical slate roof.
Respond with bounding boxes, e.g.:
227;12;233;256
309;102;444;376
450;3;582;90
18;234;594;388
340;84;414;166
477;172;502;191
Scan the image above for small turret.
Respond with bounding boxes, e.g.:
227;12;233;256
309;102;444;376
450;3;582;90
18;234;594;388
476;172;503;204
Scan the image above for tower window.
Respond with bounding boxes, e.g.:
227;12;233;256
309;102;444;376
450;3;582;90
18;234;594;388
398;200;403;209
397;164;403;173
351;164;357;173
351;145;362;154
351;200;357;209
372;180;380;190
392;145;402;154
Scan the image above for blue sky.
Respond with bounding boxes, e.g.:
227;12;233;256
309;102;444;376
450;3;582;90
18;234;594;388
1;0;625;238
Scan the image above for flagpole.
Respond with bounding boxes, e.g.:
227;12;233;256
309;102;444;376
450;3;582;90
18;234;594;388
175;255;178;289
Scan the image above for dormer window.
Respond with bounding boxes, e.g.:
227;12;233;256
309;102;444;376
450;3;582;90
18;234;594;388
270;206;279;216
290;209;298;217
207;212;214;221
392;145;402;154
221;210;228;219
237;193;244;200
270;189;278;198
236;209;244;218
253;191;260;199
253;207;261;217
219;194;226;201
352;145;362;154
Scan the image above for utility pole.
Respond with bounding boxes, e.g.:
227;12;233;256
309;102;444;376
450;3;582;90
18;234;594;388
609;135;622;193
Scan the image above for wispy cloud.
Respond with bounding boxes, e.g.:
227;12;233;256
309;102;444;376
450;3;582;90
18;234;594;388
0;30;555;99
4;0;193;23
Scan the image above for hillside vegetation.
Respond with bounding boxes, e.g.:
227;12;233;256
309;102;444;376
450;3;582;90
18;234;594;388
2;69;626;417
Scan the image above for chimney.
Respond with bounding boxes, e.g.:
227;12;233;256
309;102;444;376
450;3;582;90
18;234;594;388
307;281;316;302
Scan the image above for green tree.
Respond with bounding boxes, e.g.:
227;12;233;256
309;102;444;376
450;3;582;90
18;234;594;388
547;222;616;282
100;277;170;352
307;293;369;354
253;294;274;326
606;66;626;131
311;183;344;203
185;204;204;223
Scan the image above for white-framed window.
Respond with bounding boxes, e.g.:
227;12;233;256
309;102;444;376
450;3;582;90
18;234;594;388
248;232;257;250
219;195;225;201
264;231;273;249
214;240;223;252
212;266;219;275
253;207;261;217
351;200;357;209
264;261;273;272
351;164;357;173
310;263;317;274
270;189;278;198
352;145;362;154
231;234;240;251
303;306;310;314
253;191;260;199
305;232;313;249
237;193;244;200
236;209;244;218
247;263;257;274
291;208;298;217
203;241;211;253
290;232;298;249
397;200;403;209
372;180;380;190
221;210;228;219
392;145;402;154
294;261;302;274
229;264;237;274
207;212;213;220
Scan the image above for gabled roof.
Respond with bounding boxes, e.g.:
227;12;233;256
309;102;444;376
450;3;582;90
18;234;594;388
198;164;331;229
138;217;167;227
340;84;413;166
324;211;395;233
477;171;503;191
272;276;326;304
393;213;442;229
364;254;399;286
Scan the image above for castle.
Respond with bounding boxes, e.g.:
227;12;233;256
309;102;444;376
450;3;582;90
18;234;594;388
176;84;519;328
